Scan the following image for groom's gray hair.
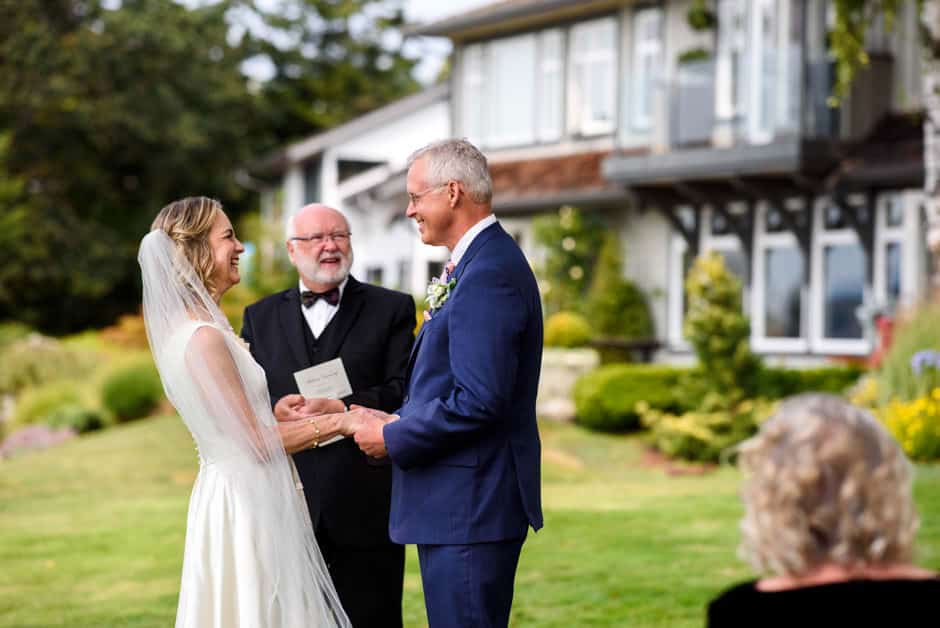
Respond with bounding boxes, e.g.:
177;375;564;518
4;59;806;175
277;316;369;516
407;138;493;205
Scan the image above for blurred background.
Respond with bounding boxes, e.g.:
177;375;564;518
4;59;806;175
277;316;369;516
1;1;940;626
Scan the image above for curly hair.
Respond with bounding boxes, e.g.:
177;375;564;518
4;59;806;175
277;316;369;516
737;393;919;576
150;196;222;297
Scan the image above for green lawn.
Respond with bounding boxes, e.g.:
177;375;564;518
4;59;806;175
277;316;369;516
1;416;939;627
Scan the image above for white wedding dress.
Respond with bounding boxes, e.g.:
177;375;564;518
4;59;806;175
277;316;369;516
139;231;350;628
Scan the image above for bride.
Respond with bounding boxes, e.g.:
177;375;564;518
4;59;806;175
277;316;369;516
139;196;353;627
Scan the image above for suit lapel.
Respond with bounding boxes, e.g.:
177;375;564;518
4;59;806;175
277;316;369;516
316;276;366;361
278;288;311;369
404;223;504;382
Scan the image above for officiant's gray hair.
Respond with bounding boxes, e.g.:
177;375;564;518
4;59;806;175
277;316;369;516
407;138;493;205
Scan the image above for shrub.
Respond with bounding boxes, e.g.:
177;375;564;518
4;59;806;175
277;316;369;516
545;311;593;348
100;361;164;422
573;364;693;431
11;382;82;429
877;303;940;403
533;206;605;315
585;233;654;341
0;321;32;348
879;390;940;461
641;399;777;463
684;252;761;406
754;365;865;399
0;335;96;396
100;314;149;349
46;404;105;434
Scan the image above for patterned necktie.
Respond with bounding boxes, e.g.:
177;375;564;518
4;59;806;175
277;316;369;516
444;260;456;281
301;288;340;308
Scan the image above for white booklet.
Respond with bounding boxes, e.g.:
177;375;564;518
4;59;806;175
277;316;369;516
293;357;353;446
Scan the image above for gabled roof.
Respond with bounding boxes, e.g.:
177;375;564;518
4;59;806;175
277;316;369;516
408;0;622;42
252;83;450;175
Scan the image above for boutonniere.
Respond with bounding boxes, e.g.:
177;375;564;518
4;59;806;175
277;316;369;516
426;276;457;313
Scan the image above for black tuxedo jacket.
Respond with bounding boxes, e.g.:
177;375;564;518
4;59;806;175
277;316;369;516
241;276;415;547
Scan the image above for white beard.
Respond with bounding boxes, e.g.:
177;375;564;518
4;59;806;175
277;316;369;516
296;249;353;286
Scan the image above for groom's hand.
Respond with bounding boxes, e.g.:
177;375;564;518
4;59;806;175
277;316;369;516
350;406;398;458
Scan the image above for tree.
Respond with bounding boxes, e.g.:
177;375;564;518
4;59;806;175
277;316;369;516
230;0;420;144
585;232;654;341
0;0;421;332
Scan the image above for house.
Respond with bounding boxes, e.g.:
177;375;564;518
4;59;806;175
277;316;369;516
254;0;930;362
249;83;452;296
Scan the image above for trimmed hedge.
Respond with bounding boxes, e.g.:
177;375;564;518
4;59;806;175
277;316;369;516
11;382;82;429
755;365;865;399
573;363;865;433
573;364;692;432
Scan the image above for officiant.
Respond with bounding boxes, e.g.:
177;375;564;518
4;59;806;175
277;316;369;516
242;203;415;628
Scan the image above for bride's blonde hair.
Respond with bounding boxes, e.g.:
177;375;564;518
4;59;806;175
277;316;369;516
151;196;222;297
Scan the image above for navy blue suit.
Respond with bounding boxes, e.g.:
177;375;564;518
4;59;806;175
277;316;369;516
383;222;543;627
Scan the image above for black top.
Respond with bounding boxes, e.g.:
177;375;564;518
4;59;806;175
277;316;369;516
708;578;940;627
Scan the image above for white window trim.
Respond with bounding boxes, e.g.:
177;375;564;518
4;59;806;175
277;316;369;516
809;198;871;356
667;234;690;350
752;202;810;353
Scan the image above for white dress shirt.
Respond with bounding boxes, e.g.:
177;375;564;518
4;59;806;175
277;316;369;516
449;214;498;267
299;277;348;338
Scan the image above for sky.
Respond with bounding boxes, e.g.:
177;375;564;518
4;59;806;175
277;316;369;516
404;0;493;83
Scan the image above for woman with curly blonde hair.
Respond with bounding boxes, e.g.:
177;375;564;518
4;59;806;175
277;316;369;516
707;393;939;627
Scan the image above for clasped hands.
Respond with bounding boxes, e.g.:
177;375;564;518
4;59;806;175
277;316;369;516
274;394;397;458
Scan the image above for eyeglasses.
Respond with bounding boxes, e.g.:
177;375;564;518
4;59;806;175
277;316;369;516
289;231;351;246
407;184;448;206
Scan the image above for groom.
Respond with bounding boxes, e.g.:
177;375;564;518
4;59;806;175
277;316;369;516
350;138;544;627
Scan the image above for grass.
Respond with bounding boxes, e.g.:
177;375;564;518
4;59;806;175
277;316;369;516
1;416;939;627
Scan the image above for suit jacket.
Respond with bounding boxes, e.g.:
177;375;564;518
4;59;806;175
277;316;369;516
383;223;544;545
241;275;415;547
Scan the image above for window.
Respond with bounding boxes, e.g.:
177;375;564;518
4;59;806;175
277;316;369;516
716;0;747;133
568;17;617;136
763;246;803;338
748;0;778;143
811;200;868;353
460;45;485;144
487;34;537;147
536;29;564;142
427;261;444;282
396;259;411;292
366;267;384;286
877;193;907;308
303;157;322;204
822;244;865;339
631;8;663;131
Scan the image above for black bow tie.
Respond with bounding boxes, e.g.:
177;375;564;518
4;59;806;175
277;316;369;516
301;288;340;308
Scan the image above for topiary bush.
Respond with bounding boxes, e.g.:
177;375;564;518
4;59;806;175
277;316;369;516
100;361;164;423
573;364;694;432
46;404;105;434
544;311;593;348
683;252;761;405
11;382;82;429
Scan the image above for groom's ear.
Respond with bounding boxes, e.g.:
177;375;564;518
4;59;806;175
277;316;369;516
447;180;461;209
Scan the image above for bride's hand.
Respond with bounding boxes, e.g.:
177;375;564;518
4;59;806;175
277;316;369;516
301;397;345;417
273;394;308;422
